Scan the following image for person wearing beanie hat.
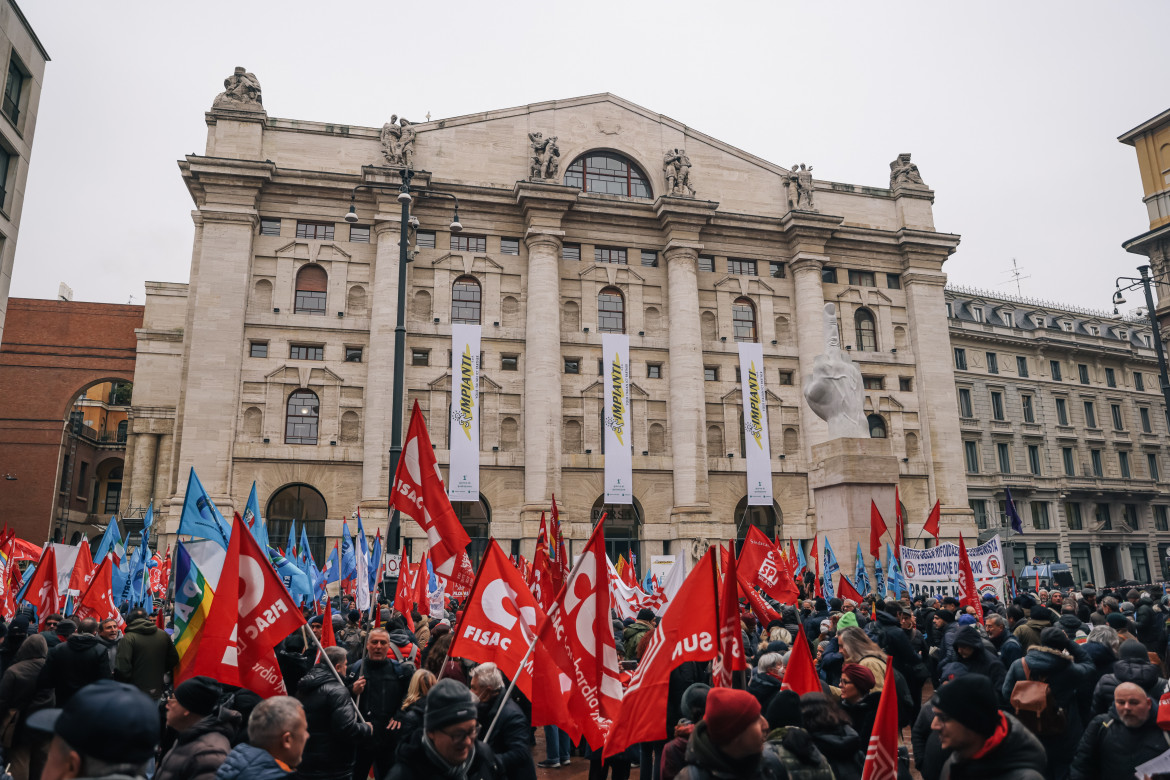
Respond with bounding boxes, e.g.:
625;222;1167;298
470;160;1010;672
762;691;834;779
1090;638;1169;715
932;674;1046;779
949;624;1008;699
388;678;503;780
836;611;859;631
835;663;882;740
662;683;713;780
337;609;367;664
1012;603;1055;652
622;609;656;661
676;687;779;780
156;676;241;780
1105;610;1139;643
802;599;831;645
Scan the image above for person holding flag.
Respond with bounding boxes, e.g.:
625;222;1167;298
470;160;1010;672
114;605;179;699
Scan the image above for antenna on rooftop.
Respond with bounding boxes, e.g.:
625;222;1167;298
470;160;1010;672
998;258;1031;297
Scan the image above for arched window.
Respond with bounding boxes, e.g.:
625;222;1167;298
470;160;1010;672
564;151;651;198
453;494;492;569
590;495;643;574
855;308;877;352
294;264;328;315
598;287;625;333
733;497;783;555
115;419;128;443
267;484;328;563
286;389;320;445
452;276;481;324
868;413;887;439
733;297;757;342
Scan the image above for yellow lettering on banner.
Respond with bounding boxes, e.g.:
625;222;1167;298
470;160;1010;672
459;345;475;440
610;352;624;445
748;361;763;449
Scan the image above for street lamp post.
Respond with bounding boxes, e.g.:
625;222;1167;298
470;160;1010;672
1113;265;1170;421
344;172;461;595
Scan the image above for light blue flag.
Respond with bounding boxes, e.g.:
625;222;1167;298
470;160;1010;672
93;517;122;564
178;468;231;549
286;520;298;561
823;538;839;600
243;483;269;552
795;540;808;576
325;546;340;584
854;543;870;596
14;563;36;604
874;546;886;599
340;521;356;582
368;533;383;595
887;543;908;598
143;501;154;532
268;546;313;604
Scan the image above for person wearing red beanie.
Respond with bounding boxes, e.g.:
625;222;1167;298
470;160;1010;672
676;688;780;780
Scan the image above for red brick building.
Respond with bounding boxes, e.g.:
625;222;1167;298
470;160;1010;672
0;298;142;542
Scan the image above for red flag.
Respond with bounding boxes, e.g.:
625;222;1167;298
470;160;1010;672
620;558;639;590
739;526;800;604
393;558;416;631
321;600;337;648
390;401;471;572
413;550;431;614
788;539;802;576
957;534;984;622
530;513;550;588
604;549;719;758
73;557;125;629
811;536;822;598
713;545;746;687
26;546;60;629
9;536;41;565
869;500;887;558
68;539;95;593
181;516;307;697
722;545;781;626
781;618;821;695
923;500;941;540
450;550;475;600
549;495;567;596
861;657;899;780
837;573;864;604
894;487;904;558
531;521;557;614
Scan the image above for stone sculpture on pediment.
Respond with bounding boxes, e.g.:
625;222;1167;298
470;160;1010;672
784;163;816;211
381;115;418;169
802;302;867;438
527;132;561;181
889;153;927;189
663;148;695;197
212;67;263;111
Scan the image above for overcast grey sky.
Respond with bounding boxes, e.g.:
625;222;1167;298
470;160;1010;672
11;1;1168;313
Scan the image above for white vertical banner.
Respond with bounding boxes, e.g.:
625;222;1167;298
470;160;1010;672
738;342;773;505
603;332;633;504
448;323;481;501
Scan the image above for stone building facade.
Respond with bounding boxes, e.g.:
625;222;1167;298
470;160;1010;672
947;286;1170;585
129;76;972;567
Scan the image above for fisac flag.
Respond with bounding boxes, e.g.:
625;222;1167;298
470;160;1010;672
180;516;307;697
391;401;471;572
601;333;633;504
604;548;720;758
448;323;481;502
73;558;124;628
738;342;773;505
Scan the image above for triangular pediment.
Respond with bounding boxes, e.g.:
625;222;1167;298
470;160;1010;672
432;253;503;273
265;365;301;383
274;241;348;264
865;289;892;305
307;366;343;385
428;373;502;392
578;264;644;285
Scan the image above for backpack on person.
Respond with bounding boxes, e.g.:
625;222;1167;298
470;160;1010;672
1010;658;1067;736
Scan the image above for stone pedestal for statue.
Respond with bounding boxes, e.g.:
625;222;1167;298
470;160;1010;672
809;437;900;586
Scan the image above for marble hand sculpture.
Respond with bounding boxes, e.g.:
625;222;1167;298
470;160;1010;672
802;303;868;438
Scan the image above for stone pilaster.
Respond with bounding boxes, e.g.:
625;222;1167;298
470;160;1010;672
790;255;830;457
128;431;158;513
663;245;710;511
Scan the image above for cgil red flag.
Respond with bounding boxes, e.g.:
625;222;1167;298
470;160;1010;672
180;516;307;697
894;487;904;558
68;538;95;593
604;548;720;758
957;534;984;622
73;557;125;629
781;619;822;695
713;545;746;687
390;401;471;574
869;500;888;559
722;545;781;627
321;600;337;648
923;500;941;540
26;546;60;630
861;657;899;780
739;525;800;604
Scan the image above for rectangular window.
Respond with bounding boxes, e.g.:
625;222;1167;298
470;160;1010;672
345;347;363;363
1022;395;1035;423
991;391;1004;421
3;55;25;125
0;149;10;210
348;225;370;243
997;442;1012;473
886;273;901;290
848;269;876;287
411;349;428;366
1071;544;1093;583
647;363;661;379
1016;356;1029;377
1062;447;1075;476
259;217;281;236
970;499;988;530
563;358;579;374
704;367;719;382
1120;451;1131;478
778;370;794;386
946;302;953;318
821;267;837;284
500;238;520;255
1084;401;1097;428
641;250;659;268
1133;546;1151;583
729;258;757;276
735;366;742;383
415;230;436;249
698;255;715;272
863;376;884;390
103;481;122;515
1124;503;1140;530
594;246;627;265
972;307;985;323
1156;506;1168;531
1050;360;1062;381
561;243;581;261
1112;404;1124;430
1091;449;1103;477
1028;444;1042;475
1035;543;1058;563
964;441;979;473
899;377;912;391
954;348;967;370
986;353;999;374
249;341;268;358
1056;398;1069;425
1149;452;1160;481
294;289;327;316
1031;502;1050;530
1105;367;1117;388
598;359;604;376
1089;325;1100;336
501;354;519;371
289;344;324;360
1135;372;1145;391
1079;364;1090;384
451;235;487;253
77;462;89;499
1002;310;1014;327
1066;502;1083;530
769;261;786;278
958;388;973;418
296;221;334;240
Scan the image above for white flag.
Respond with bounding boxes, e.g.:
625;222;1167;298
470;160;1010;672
738;342;773;505
603;333;633;504
448;324;481;502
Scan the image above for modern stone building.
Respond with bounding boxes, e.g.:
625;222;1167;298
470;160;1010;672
946;285;1169;585
129;72;973;568
0;0;48;350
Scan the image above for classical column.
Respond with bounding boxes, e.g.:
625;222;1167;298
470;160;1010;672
1090;544;1105;585
664;246;710;510
790;255;830;456
522;230;563;510
129;431;158;512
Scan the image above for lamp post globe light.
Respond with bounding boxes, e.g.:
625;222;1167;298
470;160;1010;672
343;168;461;595
1113;265;1170;425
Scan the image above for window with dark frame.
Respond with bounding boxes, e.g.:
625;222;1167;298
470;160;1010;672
958;388;973;418
562;243;581;261
1135;372;1146;391
863;376;884;390
1062;447;1075;476
848;269;876;287
411;349;429;366
1084;401;1097;428
1120;451;1131;478
1079;364;1090;384
451;276;482;324
500;238;520;255
1091;449;1103;477
647;363;661;379
3;55;24;125
594;247;627;265
822;267;837;284
349;225;370;243
997;442;1011;473
1149;452;1160;481
899;377;912;392
769;262;786;279
1112;404;1124;430
986;352;999;374
1157;506;1169;531
641;250;658;267
294;264;328;315
964;441;979;473
1050;360;1062;381
778;370;794;386
1022;395;1035;423
991;391;1004;420
259;218;281;236
1141;407;1152;433
345;347;363;363
1016;356;1029;377
698;255;714;272
416;231;436;249
564;358;579;374
289;344;324;360
728;258;757;276
250;341;268;358
501;355;519;371
886;273;901;290
598;288;625;333
296;221;335;241
954;348;967;370
704;367;718;382
1056;398;1069;425
1066;502;1083;530
563;152;651;198
854;309;877;351
1028;445;1042;475
732;298;757;342
1105;368;1117;388
285;389;320;445
451;235;487;253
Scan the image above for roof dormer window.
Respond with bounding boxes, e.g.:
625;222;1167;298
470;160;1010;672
1062;321;1073;332
972;307;984;323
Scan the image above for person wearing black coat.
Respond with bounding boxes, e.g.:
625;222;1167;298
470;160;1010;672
1071;682;1170;780
348;629;414;780
747;653;785;712
470;663;536;780
295;648;373;780
802;599;830;646
910;697;950;780
800;692;863;780
1091;639;1169;715
943;625;1007;704
389;678;504;780
36;618;111;705
869;605;925;714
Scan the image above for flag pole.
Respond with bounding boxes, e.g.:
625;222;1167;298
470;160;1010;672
303;618;368;725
